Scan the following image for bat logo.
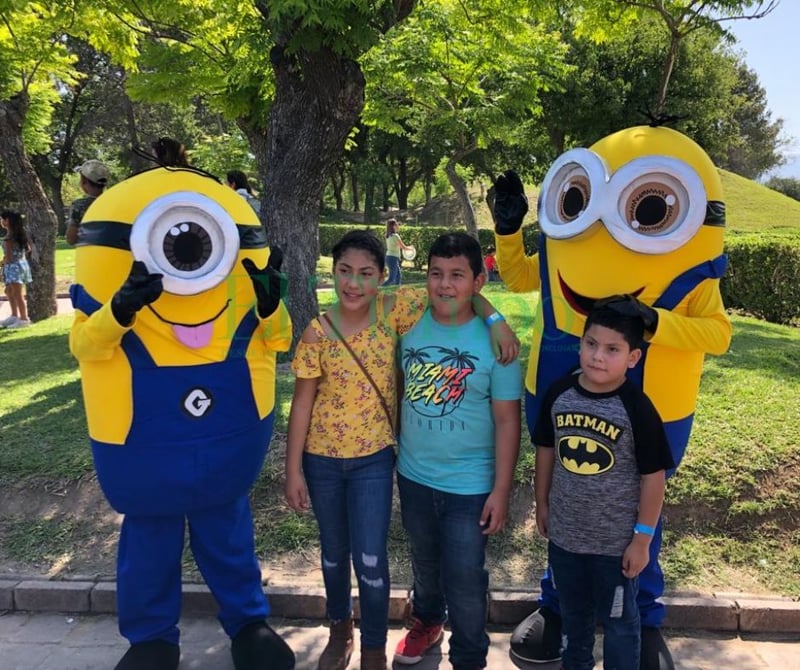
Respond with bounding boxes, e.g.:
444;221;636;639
558;436;614;475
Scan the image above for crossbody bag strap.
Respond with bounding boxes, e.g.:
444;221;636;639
321;313;395;433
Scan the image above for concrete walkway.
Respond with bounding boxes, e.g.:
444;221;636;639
1;611;799;670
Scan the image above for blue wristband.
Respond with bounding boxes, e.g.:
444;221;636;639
485;312;505;326
634;523;655;536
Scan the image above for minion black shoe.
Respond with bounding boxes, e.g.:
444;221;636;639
114;640;179;670
509;606;562;664
231;621;295;670
641;626;675;670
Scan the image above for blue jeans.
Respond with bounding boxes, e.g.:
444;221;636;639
548;541;640;670
397;474;490;669
383;255;401;285
303;447;394;649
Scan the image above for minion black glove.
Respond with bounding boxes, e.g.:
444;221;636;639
242;246;287;319
490;169;529;235
600;294;659;333
111;260;164;326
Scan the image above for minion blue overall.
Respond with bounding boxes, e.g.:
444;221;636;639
69;166;295;670
493;126;732;670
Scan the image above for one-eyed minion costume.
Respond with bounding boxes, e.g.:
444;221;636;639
69;168;292;660
495;126;732;628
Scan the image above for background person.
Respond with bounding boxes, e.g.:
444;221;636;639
66;159;111;245
1;209;32;328
226;170;262;214
382;218;412;286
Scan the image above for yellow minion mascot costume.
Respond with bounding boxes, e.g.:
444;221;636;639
69;165;295;670
492;125;731;670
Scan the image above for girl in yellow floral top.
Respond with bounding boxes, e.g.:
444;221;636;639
285;230;517;670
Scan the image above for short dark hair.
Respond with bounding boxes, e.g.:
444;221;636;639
428;232;484;277
226;169;251;192
584;301;645;350
332;229;386;272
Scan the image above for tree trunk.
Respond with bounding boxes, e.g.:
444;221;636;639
349;170;360;211
0;93;57;321
444;155;478;239
331;165;345;210
396;156;411;210
261;46;366;348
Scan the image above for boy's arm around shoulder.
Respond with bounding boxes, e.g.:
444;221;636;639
471;293;520;364
480;397;521;535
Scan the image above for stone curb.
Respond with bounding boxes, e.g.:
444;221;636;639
2;577;799;634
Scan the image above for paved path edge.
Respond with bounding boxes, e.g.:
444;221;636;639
1;576;799;634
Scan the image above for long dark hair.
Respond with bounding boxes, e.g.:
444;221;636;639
1;209;28;249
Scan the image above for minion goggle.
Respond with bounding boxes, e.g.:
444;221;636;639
537;148;725;255
78;192;267;295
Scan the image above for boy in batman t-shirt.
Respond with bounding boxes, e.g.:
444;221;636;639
533;297;674;670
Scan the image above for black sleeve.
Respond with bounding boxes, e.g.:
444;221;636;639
618;381;675;474
532;373;576;448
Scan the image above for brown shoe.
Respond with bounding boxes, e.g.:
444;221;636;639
318;617;354;670
360;647;387;670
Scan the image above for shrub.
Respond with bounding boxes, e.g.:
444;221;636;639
721;234;800;325
764;176;800;202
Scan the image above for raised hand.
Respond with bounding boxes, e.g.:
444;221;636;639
111;260;163;326
489;169;529;235
242;246;288;318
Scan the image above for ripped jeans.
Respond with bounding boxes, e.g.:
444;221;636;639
304;447;394;648
548;541;640;670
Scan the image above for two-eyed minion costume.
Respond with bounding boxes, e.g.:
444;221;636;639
496;126;732;626
69;168;291;647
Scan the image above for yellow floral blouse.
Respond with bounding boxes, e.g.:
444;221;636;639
292;288;427;458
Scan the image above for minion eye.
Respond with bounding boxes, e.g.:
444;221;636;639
559;171;591;221
538;148;607;239
623;179;683;235
130;192;240;295
607;156;707;254
163;222;213;272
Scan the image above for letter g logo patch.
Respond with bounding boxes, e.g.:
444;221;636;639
183;388;213;418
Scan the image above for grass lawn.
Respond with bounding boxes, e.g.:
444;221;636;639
1;280;799;596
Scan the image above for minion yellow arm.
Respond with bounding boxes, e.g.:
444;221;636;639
255;302;293;352
649;280;732;356
69;302;131;361
494;230;541;293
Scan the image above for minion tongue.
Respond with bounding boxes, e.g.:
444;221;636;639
173;323;213;349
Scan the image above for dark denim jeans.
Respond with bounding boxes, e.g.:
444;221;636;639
397;474;490;669
548;541;640;670
303;447;394;649
383;255;401;285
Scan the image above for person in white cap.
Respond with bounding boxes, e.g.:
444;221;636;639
66;159;111;245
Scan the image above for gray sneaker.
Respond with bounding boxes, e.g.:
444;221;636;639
0;315;19;327
7;318;30;328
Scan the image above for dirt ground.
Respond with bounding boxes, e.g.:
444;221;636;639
0;434;544;590
0;435;786;598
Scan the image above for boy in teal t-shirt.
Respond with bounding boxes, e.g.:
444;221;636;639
394;232;522;670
